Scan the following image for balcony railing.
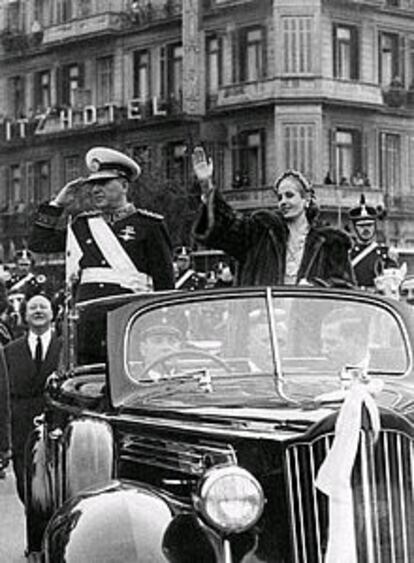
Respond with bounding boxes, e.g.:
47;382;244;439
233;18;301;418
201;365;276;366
277;76;383;106
223;184;385;211
42;12;124;44
213;79;276;108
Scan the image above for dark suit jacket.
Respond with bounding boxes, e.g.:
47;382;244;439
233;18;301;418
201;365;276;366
0;346;11;457
5;333;62;455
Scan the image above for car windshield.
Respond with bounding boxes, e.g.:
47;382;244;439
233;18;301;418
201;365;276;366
124;294;409;407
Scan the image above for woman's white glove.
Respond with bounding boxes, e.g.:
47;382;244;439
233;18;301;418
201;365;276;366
192;147;215;201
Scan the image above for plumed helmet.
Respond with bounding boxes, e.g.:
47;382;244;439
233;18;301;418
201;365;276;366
349;194;378;222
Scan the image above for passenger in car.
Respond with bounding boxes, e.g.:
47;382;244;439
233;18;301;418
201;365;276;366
192;146;355;287
320;307;370;372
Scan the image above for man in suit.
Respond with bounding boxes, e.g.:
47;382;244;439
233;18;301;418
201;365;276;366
5;294;61;503
0;346;11;479
29;146;174;301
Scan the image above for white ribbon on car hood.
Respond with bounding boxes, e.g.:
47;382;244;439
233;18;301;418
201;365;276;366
315;379;381;563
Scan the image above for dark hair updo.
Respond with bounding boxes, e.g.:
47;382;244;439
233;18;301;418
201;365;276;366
273;169;319;224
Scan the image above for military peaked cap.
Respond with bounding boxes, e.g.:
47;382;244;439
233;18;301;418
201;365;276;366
86;147;141;182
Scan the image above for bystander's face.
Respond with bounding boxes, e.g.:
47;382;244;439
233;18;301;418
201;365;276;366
25;295;53;332
276;177;307;221
90;177;128;210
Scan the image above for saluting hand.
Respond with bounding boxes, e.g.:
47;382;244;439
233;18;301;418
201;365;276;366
192;147;214;196
51;177;88;208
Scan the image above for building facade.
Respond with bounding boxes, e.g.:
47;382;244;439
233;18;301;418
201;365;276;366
0;0;413;261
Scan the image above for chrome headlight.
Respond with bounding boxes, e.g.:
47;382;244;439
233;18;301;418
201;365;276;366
194;466;265;534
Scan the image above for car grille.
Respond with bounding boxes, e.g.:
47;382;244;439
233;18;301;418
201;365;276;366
285;428;414;563
120;434;237;476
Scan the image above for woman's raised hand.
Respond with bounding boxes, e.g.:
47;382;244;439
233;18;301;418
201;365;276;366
192;146;213;184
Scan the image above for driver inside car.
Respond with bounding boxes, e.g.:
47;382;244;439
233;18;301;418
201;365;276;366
320;307;370;373
136;309;186;382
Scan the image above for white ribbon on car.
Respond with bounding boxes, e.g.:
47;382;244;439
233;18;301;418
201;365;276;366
85;216;152;292
315;377;381;563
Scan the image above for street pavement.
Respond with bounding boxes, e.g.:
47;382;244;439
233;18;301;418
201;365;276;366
0;468;26;563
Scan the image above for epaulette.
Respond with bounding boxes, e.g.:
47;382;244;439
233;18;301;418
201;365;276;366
136;208;164;220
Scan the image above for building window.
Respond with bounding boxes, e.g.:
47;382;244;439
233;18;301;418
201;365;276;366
379;32;405;86
96;56;114;105
334;129;362;185
206;35;222;95
165;142;188;185
34;70;51;112
78;0;92;17
232;130;266;189
34;0;49;27
8;165;22;208
64;156;81;183
283;124;315;180
133;50;151;101
55;0;72;24
333;24;359;80
58;64;84;107
132;146;152;174
160;44;183;107
386;0;400;6
282;17;313;74
409;39;414;87
232;26;266;83
8;76;25;119
34;161;51;203
380;133;401;198
6;2;22;32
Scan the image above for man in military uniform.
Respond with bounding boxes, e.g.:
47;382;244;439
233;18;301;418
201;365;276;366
29;147;174;301
174;247;206;291
349;194;397;289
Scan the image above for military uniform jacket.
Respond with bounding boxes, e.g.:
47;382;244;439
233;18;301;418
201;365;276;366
193;191;355;287
29;203;175;301
351;241;397;288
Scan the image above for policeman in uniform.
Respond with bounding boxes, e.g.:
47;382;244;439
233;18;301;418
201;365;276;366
349;194;397;289
29;147;174;301
174;247;206;291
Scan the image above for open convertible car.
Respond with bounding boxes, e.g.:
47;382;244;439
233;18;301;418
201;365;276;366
26;286;414;562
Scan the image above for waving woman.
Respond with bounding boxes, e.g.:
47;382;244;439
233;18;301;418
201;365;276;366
192;147;354;287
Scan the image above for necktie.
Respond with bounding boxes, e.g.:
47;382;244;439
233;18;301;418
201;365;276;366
34;335;43;373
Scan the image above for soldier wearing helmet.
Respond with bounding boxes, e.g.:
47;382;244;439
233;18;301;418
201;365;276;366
349;194;398;289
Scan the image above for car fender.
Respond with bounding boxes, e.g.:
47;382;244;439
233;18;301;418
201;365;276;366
63;417;114;501
43;481;216;563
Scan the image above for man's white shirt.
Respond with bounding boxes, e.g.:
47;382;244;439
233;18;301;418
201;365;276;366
28;328;53;360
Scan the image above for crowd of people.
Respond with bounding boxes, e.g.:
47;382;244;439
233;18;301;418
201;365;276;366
0;143;412;560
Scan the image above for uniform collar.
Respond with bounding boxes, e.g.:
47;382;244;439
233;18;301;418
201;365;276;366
102;203;136;224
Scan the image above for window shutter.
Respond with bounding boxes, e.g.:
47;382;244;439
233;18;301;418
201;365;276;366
354;130;362;175
26;162;34;204
218;36;223;86
399;35;406;86
332;24;338;78
34;72;42;111
231;30;238;84
0;166;9;210
61;66;70;106
329;127;337;183
260;129;266;185
351;27;360;80
261;26;268;79
55;66;63;106
238;30;246;82
78;63;85;89
378;32;383;84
